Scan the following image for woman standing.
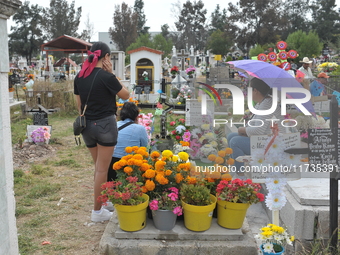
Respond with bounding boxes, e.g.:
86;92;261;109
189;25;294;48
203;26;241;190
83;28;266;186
74;42;129;222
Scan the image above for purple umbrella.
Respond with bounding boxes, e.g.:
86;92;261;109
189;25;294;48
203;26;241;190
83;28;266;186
228;59;315;115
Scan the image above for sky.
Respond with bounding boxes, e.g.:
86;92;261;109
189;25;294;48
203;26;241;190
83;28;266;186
7;0;340;41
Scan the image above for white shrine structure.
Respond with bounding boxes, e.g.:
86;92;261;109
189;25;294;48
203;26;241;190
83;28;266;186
127;46;163;102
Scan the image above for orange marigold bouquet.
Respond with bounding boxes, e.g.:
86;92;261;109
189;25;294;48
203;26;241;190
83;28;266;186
112;147;192;199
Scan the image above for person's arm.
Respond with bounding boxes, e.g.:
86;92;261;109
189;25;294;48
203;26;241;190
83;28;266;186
75;95;81;114
117;85;130;100
238;127;248;137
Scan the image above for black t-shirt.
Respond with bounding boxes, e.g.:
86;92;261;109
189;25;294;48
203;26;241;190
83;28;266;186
74;68;122;120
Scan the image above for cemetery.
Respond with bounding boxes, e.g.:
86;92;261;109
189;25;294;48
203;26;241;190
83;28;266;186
3;1;340;255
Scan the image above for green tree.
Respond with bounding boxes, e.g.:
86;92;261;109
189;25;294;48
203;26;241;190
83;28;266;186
249;44;265;57
206;29;231;56
227;0;285;53
286;30;322;61
42;0;82;40
109;2;138;52
210;4;227;32
161;24;170;39
175;0;208;51
310;0;340;43
134;0;149;35
8;1;45;65
282;0;310;38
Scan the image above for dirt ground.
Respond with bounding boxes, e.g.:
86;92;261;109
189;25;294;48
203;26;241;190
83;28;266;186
13;117;110;255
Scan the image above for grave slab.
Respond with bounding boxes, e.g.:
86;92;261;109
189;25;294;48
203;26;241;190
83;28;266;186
286;178;340;206
100;211;258;255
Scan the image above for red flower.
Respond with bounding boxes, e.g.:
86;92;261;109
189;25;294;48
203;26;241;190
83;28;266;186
256;193;265;202
175;135;181;140
170;121;176;126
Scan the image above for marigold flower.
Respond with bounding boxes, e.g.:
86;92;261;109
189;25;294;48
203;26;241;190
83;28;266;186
207;154;217;161
227;158;235;165
165;170;172;176
225;148;233;154
141;186;148;193
140;163;150;171
125;147;133;153
215;156;224;164
172;155;179;162
127;158;135;165
134;159;143;166
162;150;173;158
206;178;215;183
175;173;184;183
178;151;189;161
113;162;121;170
155;174;169;185
145;180;155;191
186;176;197;184
150;151;160;158
123;166;133;175
218;150;226;157
221;173;232;181
145;169;156;178
133;154;143;160
131;146;139;152
210;172;221;179
155;160;166;170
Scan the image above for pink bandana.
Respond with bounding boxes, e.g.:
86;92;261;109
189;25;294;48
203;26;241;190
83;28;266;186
79;50;101;78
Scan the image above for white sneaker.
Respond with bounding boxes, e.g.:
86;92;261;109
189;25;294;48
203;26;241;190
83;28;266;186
91;208;113;222
102;201;114;211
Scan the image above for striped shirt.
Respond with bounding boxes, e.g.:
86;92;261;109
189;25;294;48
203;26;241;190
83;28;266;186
245;97;285;137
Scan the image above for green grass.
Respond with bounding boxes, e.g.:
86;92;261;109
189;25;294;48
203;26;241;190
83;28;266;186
25;183;61;199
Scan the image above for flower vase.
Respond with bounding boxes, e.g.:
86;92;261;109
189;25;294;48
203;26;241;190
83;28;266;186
181;194;216;231
188;74;193;78
217;200;250;229
152;209;177;231
114;194;149;232
260;244;285;255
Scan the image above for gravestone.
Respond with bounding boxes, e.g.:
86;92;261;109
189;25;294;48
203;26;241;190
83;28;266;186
33;112;48;125
189;45;195;67
177;49;190;77
0;1;21;254
171;46;177;67
185;99;214;126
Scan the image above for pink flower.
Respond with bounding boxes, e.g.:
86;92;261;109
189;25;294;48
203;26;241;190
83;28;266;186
182;131;191;142
168;192;178;201
170;121;176;126
167;187;179;194
173;206;182;216
149;200;159;210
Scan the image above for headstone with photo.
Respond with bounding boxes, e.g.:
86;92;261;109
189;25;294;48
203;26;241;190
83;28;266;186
185;99;214;126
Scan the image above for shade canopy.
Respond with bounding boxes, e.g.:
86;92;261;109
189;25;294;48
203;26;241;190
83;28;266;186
41;35;92;54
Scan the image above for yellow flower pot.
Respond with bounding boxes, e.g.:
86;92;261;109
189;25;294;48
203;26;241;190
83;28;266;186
114;193;149;232
181;194;216;231
217;200;250;229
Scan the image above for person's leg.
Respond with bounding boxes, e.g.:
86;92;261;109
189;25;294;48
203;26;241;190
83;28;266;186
90;145;115;211
228;135;250;171
107;157;120;182
227;132;239;144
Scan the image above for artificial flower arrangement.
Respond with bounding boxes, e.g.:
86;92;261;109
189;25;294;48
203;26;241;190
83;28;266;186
216;178;264;204
185;65;196;76
31;126;51;144
170;66;179;75
256;223;294;254
317;62;338;73
265;175;287;211
173;141;191;154
142;71;148;78
99;176;146;205
149;187;182;216
176;84;192;104
138;112;154;141
168;118;191;143
190;117;227;159
116;97;139;111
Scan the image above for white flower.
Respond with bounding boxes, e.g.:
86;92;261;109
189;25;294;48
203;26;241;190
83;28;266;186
175;125;186;134
265;177;287;192
201;123;210;130
250;150;266;166
263;242;274;253
221;137;228;147
265;190;287;210
211;141;218;148
191;128;201;139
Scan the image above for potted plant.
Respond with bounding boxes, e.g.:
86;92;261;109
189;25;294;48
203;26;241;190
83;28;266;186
99;176;149;232
149;187;182;231
256;223;294;254
170;66;179;77
180;183;217;231
185;65;196;78
216;178;264;229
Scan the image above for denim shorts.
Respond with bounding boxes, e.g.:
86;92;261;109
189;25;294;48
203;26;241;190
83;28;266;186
82;115;118;148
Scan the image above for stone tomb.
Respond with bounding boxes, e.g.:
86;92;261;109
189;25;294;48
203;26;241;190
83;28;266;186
99;211;258;255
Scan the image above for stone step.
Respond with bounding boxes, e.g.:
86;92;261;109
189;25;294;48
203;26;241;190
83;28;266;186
100;211;258;255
